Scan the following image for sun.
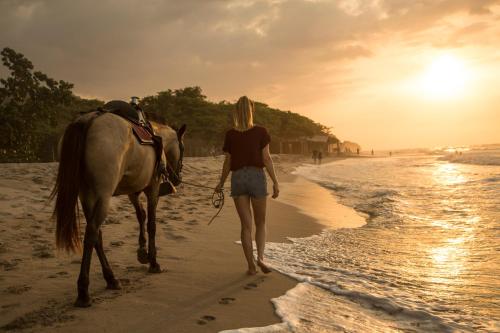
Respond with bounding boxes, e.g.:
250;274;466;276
417;54;471;100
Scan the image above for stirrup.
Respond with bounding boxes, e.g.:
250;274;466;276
159;179;176;196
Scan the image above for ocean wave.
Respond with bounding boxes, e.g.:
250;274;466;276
439;151;500;166
480;176;500;183
220;281;467;333
236;156;499;333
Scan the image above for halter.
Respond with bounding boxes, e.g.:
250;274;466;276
166;139;184;184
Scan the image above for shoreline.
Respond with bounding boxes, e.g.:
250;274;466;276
0;155;364;333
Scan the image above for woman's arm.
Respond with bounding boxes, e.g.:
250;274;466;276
215;153;231;191
262;145;279;198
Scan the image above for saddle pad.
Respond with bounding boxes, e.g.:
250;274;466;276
132;123;154;145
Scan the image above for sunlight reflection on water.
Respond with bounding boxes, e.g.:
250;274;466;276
278;155;500;332
433;163;468;185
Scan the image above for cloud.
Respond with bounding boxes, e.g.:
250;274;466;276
0;0;499;106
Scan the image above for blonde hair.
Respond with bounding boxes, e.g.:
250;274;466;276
232;96;254;131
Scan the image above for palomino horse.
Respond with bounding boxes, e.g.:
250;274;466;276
51;111;186;307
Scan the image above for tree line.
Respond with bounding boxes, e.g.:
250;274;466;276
0;47;335;161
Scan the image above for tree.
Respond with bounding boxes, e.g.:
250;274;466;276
0;47;337;161
0;47;86;161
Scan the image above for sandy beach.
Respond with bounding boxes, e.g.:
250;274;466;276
0;155;363;333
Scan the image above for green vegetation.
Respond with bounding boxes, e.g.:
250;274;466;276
0;47;102;162
0;48;335;161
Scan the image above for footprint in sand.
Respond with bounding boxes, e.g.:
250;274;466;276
105;217;121;225
186;219;198;226
197;315;216;325
244;277;267;290
118;278;131;286
32;176;44;184
4;284;31;294
244;283;258;290
48;271;69;279
219;297;236;305
1;303;21;310
0;259;22;271
110;241;125;247
165;232;187;241
126;266;145;272
33;244;54;259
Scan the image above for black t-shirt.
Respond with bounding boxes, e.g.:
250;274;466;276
222;126;271;171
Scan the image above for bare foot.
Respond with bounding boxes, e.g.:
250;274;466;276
247;266;257;275
257;260;272;274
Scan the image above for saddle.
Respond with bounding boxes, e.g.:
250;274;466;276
97;100;175;195
101;100;153;145
78;102;175;196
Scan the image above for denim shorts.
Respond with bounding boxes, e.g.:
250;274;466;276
230;167;268;198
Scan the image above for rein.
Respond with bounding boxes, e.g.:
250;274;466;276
180;180;224;225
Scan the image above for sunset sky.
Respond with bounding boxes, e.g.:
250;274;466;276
1;0;500;150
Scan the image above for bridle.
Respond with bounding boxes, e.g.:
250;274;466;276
166;139;184;185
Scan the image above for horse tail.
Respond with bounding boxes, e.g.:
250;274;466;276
50;115;93;253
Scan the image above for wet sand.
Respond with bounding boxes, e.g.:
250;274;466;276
0;155;361;332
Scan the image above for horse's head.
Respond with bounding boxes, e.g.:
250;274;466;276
151;122;186;187
164;124;186;186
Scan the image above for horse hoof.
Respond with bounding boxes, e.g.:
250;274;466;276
148;264;162;274
137;248;149;264
74;297;92;308
106;279;122;290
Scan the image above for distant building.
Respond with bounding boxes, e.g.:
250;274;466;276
275;135;339;155
337;141;362;154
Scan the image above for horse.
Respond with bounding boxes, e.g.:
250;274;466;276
51;111;186;307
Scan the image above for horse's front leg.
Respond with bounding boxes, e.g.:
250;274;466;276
129;193;148;264
145;189;161;273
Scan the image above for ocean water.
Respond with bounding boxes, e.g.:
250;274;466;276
223;149;500;333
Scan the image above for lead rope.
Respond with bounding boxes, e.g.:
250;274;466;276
180;180;224;225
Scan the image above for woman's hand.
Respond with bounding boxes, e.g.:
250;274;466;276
215;182;224;193
272;182;280;199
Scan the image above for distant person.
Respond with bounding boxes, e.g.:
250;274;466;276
371;149;374;156
318;151;323;164
312;150;317;164
215;96;279;275
389;151;392;157
357;148;360;155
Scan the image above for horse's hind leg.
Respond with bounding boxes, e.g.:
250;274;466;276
129;193;148;264
95;229;121;290
145;190;162;273
75;197;110;307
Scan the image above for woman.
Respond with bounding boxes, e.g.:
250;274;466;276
215;96;280;275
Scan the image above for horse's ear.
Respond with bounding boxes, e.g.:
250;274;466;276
177;124;187;140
